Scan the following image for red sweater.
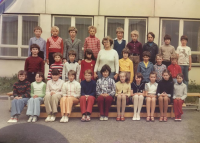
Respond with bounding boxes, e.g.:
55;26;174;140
24;56;44;73
167;64;182;78
79;60;96;81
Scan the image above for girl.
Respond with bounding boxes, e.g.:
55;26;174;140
131;72;145;121
156;69;174;122
115;72;131;121
26;72;46;122
154;54;166;82
60;70;81;123
145;71;158;122
79;49;96;82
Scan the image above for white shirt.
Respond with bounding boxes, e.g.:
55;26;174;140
46;79;64;96
62;80;81;98
145;82;158;95
176;46;191;65
62;61;80;81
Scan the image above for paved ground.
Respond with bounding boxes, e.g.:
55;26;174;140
0;99;200;143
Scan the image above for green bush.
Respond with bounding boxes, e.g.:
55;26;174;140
0;74;18;94
186;80;200;104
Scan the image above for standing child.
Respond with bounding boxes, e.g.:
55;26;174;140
115;72;131;121
96;65;115;121
44;69;64;122
60;70;81;123
173;73;187;121
80;70;96;122
7;70;31;123
84;26;100;59
46;26;64;67
113;27;126;59
47;52;63;80
131;72;145;121
79;49;96;82
26;72;46;122
25;44;44;83
157;69;174;122
28;26;46;62
154;54;166;82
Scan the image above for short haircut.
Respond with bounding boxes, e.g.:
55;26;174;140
68;50;76;57
84;69;93;76
150;71;157;77
51;26;59;32
18;70;27;77
116;27;124;34
131;30;139;37
177;73;184;79
162;69;171;76
147;32;155;39
102;36;114;46
68;26;78;33
51;69;60;75
156;54;163;59
100;64;111;75
36;72;44;79
34;26;42;32
119;72;129;83
180;35;188;41
30;44;40;51
84;49;96;61
135;72;143;81
88;26;97;33
68;70;76;79
122;48;130;56
143;51;151;58
53;52;62;59
164;34;171;41
171;54;178;60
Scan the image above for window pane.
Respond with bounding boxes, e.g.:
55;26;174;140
183;21;200;51
161;20;179;49
21;48;28;57
107;19;124;39
0;47;18;56
191;54;200;63
22;16;39;45
54;17;71;40
1;15;18;45
128;19;146;45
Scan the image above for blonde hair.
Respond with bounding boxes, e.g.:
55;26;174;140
34;26;42;32
116;27;124;34
119;72;130;83
171;54;178;60
51;26;59;32
88;26;97;33
68;26;78;33
131;30;139;37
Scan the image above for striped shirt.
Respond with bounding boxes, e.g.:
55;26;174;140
61;80;81;98
84;36;100;59
47;62;63;80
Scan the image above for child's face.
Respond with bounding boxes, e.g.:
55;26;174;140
135;76;142;83
123;52;129;59
171;59;177;65
103;40;110;48
164;39;170;45
117;32;123;40
31;48;39;55
35;74;43;82
102;70;109;78
34;30;42;38
84;73;92;82
18;74;26;81
177;75;183;83
69;31;76;38
52;29;59;37
119;73;126;83
156;56;163;65
68;74;75;82
143;56;149;62
147;34;154;42
163;72;170;80
150;74;156;83
86;53;92;59
131;34;138;42
69;55;75;62
52;75;60;81
54;56;61;62
89;28;96;36
181;39;187;46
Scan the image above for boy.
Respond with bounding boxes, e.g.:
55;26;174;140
96;64;115;121
25;44;44;83
119;48;134;83
47;52;63;80
154;54;166;82
28;26;46;62
7;70;31;123
143;32;158;65
113;27;126;59
63;27;82;64
176;35;192;87
46;26;64;68
44;69;64;122
159;34;175;67
84;26;100;59
62;50;80;81
137;51;154;83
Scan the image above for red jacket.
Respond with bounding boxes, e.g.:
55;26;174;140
167;64;182;78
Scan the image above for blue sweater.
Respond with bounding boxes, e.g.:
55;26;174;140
81;80;96;97
131;82;145;93
113;39;126;59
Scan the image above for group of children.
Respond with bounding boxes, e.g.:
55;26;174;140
8;25;190;123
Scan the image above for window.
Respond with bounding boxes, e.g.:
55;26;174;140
0;15;39;58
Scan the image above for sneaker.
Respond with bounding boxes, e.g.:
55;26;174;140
136;113;140;120
45;115;51;122
86;115;91;122
50;114;56;122
104;116;108;121
7;117;14;123
64;116;69;123
13;116;18;122
132;114;137;120
32;116;37;122
60;116;65;123
81;115;86;122
99;116;104;121
27;116;33;123
178;117;182;121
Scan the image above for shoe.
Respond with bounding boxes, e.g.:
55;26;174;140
103;116;108;121
146;116;150;122
7;117;14;123
32;116;37;122
50;114;56;122
116;116;120;121
86;116;91;122
121;116;125;121
159;117;163;122
163;116;168;122
27;116;33;123
81;115;86;122
99;116;104;121
13;116;18;122
45;115;51;122
178;116;182;121
174;116;178;121
64;116;69;122
136;113;140;120
132;114;137;120
60;116;65;123
151;117;155;122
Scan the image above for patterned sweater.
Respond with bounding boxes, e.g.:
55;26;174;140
13;80;31;98
47;61;63;80
154;64;167;82
84;36;100;59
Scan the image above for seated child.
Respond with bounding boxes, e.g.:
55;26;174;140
173;73;187;121
96;64;115;121
115;72;131;121
131;72;145;121
44;69;64;122
80;70;96;122
154;54;166;82
26;72;46;122
7;70;31;123
60;70;81;123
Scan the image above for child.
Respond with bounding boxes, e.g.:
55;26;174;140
28;26;46;61
173;73;187;121
25;44;44;83
137;51;154;83
119;48;134;83
115;72;131;121
44;69;64;122
46;26;64;67
96;64;115;121
47;52;63;80
26;72;46;122
145;71;158;122
176;35;192;87
60;70;81;123
80;70;96;122
154;54;166;82
7;70;31;123
63;26;82;64
79;49;96;82
143;32;158;65
113;27;126;59
127;30;143;76
159;34;175;67
84;26;100;59
157;69;174;122
62;50;80;81
167;54;182;83
131;72;145;120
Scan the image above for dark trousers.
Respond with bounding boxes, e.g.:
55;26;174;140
97;96;113;116
49;52;55;68
162;61;171;68
27;72;36;83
